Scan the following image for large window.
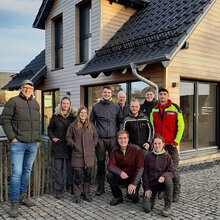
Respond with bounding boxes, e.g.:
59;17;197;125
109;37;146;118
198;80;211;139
42;90;60;135
80;2;91;63
180;81;217;150
86;81;150;114
54;16;63;69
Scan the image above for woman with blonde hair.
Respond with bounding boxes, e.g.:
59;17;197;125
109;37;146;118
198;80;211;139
48;97;76;199
66;106;98;203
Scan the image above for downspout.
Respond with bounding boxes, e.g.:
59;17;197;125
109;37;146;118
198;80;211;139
130;62;158;99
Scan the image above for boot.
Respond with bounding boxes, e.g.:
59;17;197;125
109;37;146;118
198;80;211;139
9;200;19;218
95;184;105;196
162;203;172;217
19;193;35;207
83;183;92;202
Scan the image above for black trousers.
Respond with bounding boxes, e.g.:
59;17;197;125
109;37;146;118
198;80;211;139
95;137;117;186
53;158;73;191
73;167;92;198
107;171;140;202
143;177;173;212
165;145;180;195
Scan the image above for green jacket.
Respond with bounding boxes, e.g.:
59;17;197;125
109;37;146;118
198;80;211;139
2;92;41;143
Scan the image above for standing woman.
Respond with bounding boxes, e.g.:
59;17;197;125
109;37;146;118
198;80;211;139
66;106;98;203
48;97;76;199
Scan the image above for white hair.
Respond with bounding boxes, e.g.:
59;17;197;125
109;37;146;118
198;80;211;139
117;90;127;99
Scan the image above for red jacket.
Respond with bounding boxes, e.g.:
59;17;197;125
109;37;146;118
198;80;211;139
107;144;144;186
150;99;184;146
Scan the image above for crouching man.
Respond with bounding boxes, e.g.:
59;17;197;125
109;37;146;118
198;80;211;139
107;130;144;206
143;135;175;217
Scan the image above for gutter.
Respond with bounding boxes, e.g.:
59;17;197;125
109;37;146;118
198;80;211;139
130;62;158;99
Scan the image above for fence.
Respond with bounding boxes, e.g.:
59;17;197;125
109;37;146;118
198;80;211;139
0;139;100;203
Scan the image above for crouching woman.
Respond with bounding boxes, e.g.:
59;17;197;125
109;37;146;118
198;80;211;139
66;106;98;203
143;135;175;217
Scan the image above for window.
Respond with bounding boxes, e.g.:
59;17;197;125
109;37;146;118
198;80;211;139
54;16;63;69
42;90;60;135
180;81;217;150
79;2;91;63
86;81;150;114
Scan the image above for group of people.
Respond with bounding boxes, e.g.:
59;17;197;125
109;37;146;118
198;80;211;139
2;80;184;218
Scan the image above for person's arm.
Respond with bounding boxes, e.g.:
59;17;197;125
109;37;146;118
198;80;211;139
150;111;155;137
92;124;99;146
143;154;150;192
173;110;185;146
132;148;144;186
89;107;96;125
65;123;76;148
161;155;175;179
48;115;60;142
2;99;16;142
107;151;124;176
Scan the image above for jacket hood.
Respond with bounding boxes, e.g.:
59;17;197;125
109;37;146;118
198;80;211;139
54;105;77;116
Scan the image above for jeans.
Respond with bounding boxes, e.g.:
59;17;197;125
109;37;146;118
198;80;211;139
10;142;38;201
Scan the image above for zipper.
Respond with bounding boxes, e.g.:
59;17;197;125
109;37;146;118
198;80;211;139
27;100;32;142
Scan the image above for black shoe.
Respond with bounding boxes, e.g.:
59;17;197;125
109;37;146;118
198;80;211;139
83;194;92;202
95;186;105;196
110;197;123;206
9;200;19;218
55;191;64;200
173;193;179;202
74;197;81;203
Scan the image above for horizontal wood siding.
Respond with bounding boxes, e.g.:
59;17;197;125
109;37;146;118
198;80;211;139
167;0;220;105
101;0;136;45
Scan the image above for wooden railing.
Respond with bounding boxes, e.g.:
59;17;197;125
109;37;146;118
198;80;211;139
0;139;98;202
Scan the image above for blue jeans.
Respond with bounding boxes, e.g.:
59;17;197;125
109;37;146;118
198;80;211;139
10;142;38;201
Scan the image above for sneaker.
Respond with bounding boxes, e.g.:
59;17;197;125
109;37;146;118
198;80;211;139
162;206;172;217
19;193;35;207
9;200;19;218
173;193;179;202
110;197;123;206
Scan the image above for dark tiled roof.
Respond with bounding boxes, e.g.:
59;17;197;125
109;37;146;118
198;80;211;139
33;0;55;30
2;50;46;90
77;0;215;77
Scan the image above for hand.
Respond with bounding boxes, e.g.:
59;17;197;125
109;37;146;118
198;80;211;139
52;138;60;143
158;176;165;183
145;190;152;198
37;142;40;148
120;171;129;179
128;184;136;194
11;138;18;143
143;143;150;150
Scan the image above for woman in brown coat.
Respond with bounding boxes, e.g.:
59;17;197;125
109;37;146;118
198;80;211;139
66;106;98;203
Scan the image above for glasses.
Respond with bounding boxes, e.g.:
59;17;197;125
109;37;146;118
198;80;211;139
23;87;33;90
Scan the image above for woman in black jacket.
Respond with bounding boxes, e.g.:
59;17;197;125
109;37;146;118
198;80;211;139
48;97;76;199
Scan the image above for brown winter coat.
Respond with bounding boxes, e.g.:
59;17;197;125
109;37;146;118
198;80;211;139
66;121;98;168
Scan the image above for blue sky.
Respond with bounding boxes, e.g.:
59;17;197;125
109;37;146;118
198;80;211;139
0;0;44;73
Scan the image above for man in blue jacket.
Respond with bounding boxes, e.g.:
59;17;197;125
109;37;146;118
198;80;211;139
90;86;122;196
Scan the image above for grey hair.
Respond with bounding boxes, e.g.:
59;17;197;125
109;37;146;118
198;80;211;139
117;90;127;99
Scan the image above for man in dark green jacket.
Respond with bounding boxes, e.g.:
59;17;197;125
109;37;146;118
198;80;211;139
2;79;41;218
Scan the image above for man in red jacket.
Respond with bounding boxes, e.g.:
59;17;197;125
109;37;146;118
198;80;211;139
150;88;184;202
107;130;144;206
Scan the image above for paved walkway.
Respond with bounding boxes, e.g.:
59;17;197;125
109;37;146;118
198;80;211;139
0;163;219;220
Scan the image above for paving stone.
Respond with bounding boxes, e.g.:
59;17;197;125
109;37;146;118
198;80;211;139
0;164;219;219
